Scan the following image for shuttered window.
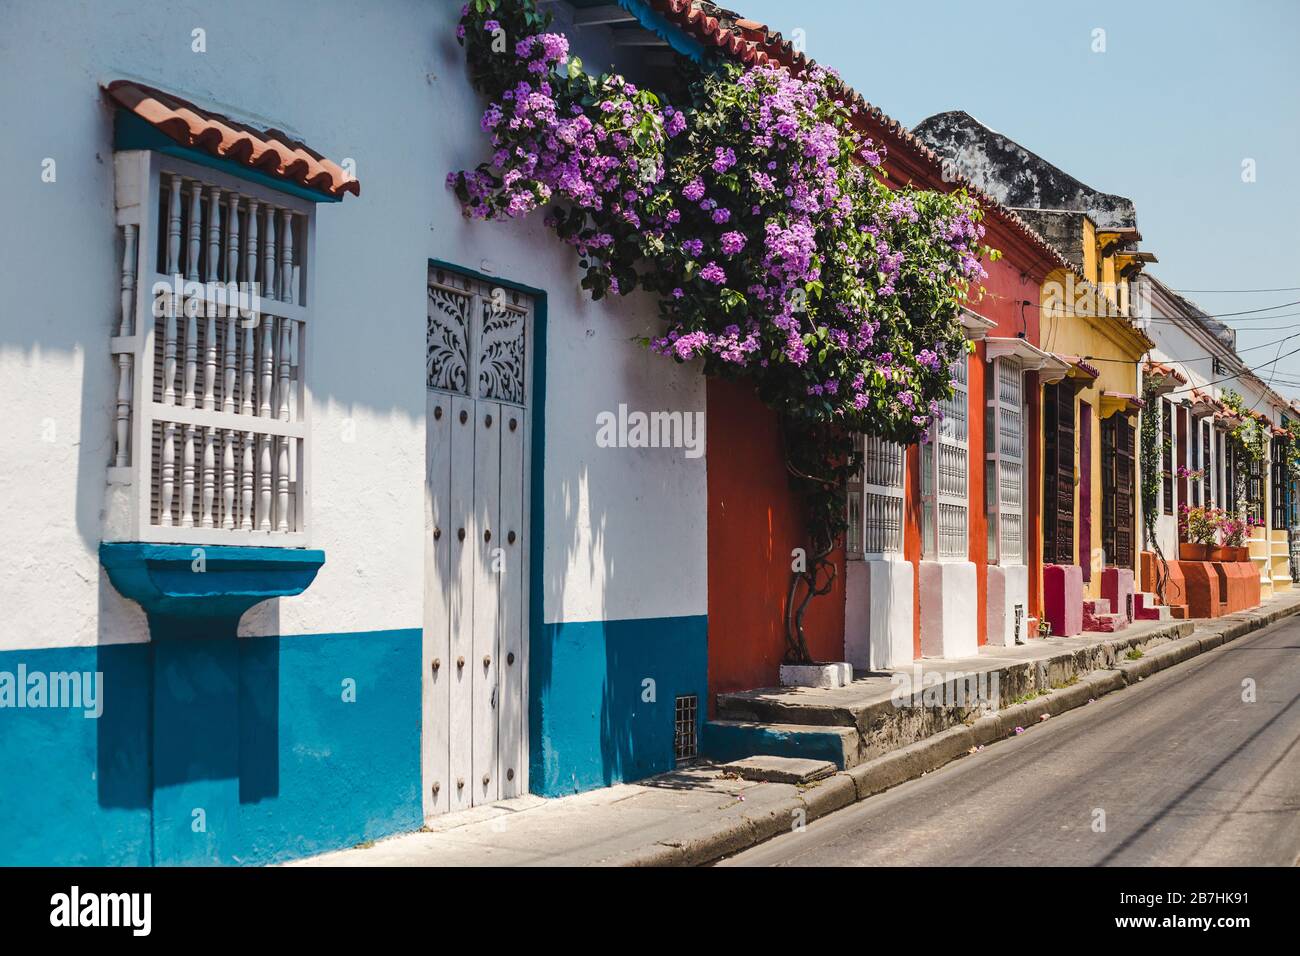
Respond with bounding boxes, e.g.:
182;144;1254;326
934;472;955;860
985;357;1024;565
922;357;969;561
1101;415;1136;568
846;435;906;559
1043;382;1076;565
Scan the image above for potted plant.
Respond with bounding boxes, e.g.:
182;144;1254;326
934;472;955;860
1219;515;1248;561
1205;508;1236;561
1179;504;1218;560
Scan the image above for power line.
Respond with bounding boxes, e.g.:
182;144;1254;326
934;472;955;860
1080;328;1300;366
1174;286;1300;294
990;291;1300;322
1166;340;1300;395
1142;310;1300;326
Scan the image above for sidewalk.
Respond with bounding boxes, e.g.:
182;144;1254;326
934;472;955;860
296;590;1300;867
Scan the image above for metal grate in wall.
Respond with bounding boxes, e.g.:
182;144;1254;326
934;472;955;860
674;694;698;763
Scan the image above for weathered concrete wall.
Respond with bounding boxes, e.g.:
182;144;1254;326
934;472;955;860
913;110;1137;229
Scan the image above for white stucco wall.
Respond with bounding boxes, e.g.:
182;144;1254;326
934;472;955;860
1140;276;1293;557
0;0;708;652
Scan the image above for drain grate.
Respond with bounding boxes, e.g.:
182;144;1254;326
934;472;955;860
674;694;698;763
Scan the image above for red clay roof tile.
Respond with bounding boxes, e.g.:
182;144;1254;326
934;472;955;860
1144;360;1188;385
104;80;359;199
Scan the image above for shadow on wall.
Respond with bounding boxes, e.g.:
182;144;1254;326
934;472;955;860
523;275;709;796
51;626;419;866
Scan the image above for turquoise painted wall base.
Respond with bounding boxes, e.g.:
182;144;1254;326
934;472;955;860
99;543;329;864
0;629;422;866
530;614;708;796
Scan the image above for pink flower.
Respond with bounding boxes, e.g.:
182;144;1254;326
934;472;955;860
699;261;727;285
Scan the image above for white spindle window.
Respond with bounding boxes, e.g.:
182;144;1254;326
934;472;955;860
922;355;969;561
986;357;1025;565
108;150;314;545
847;434;906;559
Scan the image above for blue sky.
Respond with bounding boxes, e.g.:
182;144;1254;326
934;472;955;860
735;0;1300;398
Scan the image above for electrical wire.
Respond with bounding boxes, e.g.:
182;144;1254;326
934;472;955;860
1174;286;1300;294
1165;340;1300;395
1068;329;1300;367
980;289;1300;322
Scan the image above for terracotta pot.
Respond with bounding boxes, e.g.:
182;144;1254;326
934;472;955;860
1235;546;1251;562
1209;547;1232;562
1178;542;1208;561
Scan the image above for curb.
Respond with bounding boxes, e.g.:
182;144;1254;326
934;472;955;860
667;595;1300;867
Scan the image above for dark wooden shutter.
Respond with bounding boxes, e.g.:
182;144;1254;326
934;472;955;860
1116;417;1135;568
1272;436;1286;529
1043;383;1076;566
1101;416;1117;566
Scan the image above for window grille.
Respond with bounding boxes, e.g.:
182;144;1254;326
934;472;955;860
674;694;698;763
1215;429;1226;510
847;434;906;559
1271;436;1286;530
1161;400;1174;515
922;356;968;561
1249;454;1263;525
1191;414;1201;507
1202;420;1212;506
427;268;528;406
109;151;313;545
986;357;1024;565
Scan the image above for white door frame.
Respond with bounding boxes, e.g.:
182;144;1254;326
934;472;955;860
423;262;534;821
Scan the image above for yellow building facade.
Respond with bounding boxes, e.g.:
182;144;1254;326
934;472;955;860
1035;214;1154;600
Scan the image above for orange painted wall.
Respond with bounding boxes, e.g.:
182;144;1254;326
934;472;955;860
974;251;1047;623
705;378;847;702
905;445;923;657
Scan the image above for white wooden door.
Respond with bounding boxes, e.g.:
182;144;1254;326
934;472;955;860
424;266;530;820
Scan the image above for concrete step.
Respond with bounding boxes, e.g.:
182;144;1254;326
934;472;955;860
1133;592;1173;621
718;755;837;784
1083;597;1127;632
1083;612;1127;633
705;720;863;769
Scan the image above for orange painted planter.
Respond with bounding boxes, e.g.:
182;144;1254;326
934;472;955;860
1209;547;1232;562
1220;561;1262;611
1177;560;1222;618
1178;542;1209;561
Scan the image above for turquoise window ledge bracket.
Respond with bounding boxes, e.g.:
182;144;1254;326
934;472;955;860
99;542;326;629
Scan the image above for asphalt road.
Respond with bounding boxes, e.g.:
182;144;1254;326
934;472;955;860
721;613;1300;867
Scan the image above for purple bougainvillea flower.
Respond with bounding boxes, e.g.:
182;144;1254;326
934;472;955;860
699;261;727;285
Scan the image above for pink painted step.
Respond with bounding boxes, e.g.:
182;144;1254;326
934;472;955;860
1134;592;1172;622
1083;597;1128;633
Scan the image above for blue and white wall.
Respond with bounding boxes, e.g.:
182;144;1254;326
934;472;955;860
431;1;709;797
0;0;707;864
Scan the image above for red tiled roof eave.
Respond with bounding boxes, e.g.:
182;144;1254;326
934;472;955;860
104;80;359;199
1143;360;1188;386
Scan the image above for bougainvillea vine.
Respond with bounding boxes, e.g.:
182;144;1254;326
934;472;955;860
448;0;997;663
